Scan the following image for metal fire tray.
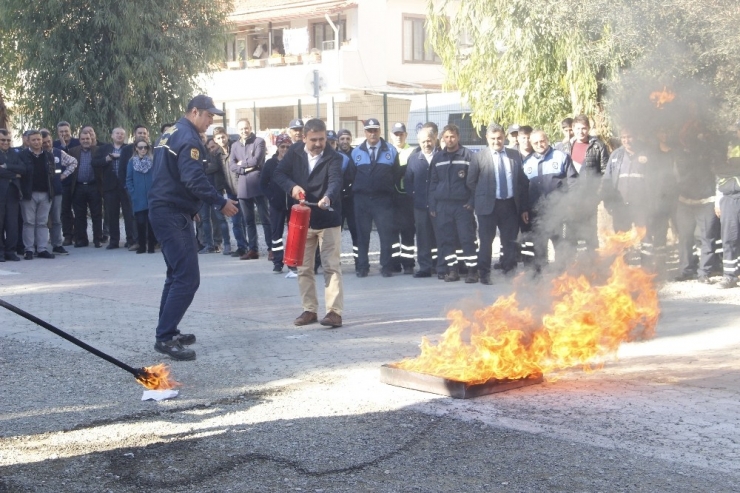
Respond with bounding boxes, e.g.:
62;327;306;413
380;364;543;399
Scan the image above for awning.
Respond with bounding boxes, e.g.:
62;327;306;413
230;0;357;26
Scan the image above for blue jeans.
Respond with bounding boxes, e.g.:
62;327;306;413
198;202;230;248
149;209;200;342
239;196;271;253
227;193;248;251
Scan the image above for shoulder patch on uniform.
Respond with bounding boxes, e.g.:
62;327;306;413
356;155;361;161
552;162;559;170
191;148;199;160
385;152;391;160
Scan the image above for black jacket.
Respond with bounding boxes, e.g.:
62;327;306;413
274;143;343;229
0;148;24;200
19;149;55;200
261;152;290;211
93;143;127;192
429;145;474;211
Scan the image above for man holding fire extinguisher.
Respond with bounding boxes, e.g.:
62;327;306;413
274;119;344;328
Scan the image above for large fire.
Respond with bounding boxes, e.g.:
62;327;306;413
135;363;180;390
649;86;676;109
394;229;659;384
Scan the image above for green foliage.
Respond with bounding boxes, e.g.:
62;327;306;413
427;0;740;135
0;0;232;135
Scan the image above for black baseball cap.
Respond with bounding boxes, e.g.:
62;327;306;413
187;95;224;116
364;118;381;129
337;129;352;138
392;122;407;134
289;119;305;129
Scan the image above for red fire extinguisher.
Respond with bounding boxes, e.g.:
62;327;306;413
284;194;311;267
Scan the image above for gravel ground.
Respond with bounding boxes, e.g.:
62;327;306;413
1;224;740;492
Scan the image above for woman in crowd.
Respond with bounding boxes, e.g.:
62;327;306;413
126;137;157;253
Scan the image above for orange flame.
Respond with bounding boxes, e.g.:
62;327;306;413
135;363;180;390
394;228;659;384
649;86;675;109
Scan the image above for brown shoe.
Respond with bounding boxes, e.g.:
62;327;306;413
320;311;342;328
240;250;259;260
294;311;318;326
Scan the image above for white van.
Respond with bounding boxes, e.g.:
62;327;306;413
405;92;487;152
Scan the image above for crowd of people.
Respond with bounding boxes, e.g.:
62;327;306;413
2;109;740;293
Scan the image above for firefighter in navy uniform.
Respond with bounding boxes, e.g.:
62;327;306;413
674;132;721;283
714;125;740;288
347;118;400;277
148;95;239;361
429;124;477;282
521;130;575;272
336;129;358;271
390;122;416;274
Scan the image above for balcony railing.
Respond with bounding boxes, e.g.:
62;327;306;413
221;52;323;71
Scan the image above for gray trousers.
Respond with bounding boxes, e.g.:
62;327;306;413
21;191;52;253
49;194;63;247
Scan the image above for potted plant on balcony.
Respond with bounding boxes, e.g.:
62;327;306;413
306;50;321;64
247;57;266;68
267;53;286;66
226;56;245;70
283;53;302;65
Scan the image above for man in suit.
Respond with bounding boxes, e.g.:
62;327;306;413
467;123;530;284
274;119;344;328
67;131;103;247
93;127;136;249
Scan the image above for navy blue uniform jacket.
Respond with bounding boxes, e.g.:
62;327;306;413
148;116;226;216
273;142;343;230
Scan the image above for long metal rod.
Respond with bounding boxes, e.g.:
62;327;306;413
0;298;141;377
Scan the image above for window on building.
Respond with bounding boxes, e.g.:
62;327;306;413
403;16;440;64
224;33;249;61
312;19;346;51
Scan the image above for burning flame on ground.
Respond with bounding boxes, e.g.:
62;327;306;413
394;229;659;384
649;86;676;109
135;363;180;390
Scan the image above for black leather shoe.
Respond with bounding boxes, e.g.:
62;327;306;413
94;241;102;248
172;333;196;345
413;271;431;278
5;253;20;261
74;241;89;248
23;251;33;260
356;270;368;278
154;339;195;361
381;270;393;278
105;243;119;250
480;273;493;285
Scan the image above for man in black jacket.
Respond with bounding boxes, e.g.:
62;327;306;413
93;127;136;249
274;119;344;328
561;114;609;256
19;130;56;259
0;129;24;261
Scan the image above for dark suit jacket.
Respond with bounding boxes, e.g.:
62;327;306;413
273;143;343;230
467;147;529;216
67;145;100;195
93;143;128;192
0;149;24;200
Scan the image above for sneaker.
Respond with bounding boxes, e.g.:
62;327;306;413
222;244;232;255
154;339;196;361
37;250;55;259
697;275;712;284
320;311;342;328
273;264;283;273
23;251;33;260
294;311;318;326
198;246;217;254
52;246;69;255
285;270;298;278
717;277;737;289
172;333;196;345
128;243;140;252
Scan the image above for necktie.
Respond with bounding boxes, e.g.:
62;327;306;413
370;146;376;163
498;152;508;199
